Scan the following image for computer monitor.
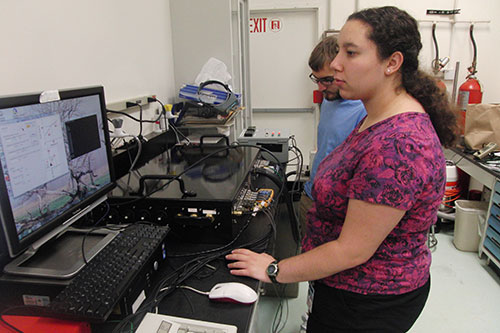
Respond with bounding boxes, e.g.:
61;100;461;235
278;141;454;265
0;86;115;269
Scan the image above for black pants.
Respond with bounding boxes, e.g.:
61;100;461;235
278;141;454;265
307;278;430;333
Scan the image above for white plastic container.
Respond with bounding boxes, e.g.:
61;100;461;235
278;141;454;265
439;162;459;212
453;200;488;252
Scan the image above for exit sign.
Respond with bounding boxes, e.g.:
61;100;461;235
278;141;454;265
250;17;282;33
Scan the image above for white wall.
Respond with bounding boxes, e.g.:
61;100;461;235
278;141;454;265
250;0;329;167
342;0;499;103
1;0;498;163
0;0;175;136
250;0;500;167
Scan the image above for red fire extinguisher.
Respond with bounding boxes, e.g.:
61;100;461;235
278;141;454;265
457;24;483;132
458;75;482;108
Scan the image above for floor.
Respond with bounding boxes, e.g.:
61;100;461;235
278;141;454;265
254;230;500;333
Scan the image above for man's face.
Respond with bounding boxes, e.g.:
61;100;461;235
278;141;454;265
311;63;340;101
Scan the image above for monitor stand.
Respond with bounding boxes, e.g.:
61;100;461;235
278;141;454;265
3;227;117;279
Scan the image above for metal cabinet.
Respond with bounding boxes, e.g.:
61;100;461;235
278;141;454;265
481;179;500;269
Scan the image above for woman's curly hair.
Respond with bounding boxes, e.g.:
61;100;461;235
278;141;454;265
349;6;459;147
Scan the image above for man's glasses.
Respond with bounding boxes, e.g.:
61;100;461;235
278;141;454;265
309;73;335;86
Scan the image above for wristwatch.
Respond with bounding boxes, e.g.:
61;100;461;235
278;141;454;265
266;260;280;284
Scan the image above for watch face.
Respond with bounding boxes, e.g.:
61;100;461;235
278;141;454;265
267;263;277;276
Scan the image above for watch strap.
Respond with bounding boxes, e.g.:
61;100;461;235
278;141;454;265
267;260;279;284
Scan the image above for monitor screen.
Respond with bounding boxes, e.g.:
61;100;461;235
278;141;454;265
0;86;115;258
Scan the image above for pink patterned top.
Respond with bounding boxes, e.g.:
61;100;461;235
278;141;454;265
302;112;445;295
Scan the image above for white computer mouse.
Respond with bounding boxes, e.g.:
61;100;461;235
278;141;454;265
208;282;258;304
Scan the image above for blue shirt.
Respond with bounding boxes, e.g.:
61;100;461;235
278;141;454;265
304;99;366;198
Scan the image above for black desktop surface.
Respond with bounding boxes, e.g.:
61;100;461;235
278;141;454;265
450;146;500;178
91;175;278;333
111;145;259;201
0;149;289;332
155;229;266;331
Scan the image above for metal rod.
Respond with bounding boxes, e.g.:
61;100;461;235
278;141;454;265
451;61;460;104
418;20;490;24
253;108;314;113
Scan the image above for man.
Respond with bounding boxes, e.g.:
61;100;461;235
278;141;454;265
299;36;366;236
299;35;366;333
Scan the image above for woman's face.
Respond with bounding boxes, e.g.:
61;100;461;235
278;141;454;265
331;19;388;101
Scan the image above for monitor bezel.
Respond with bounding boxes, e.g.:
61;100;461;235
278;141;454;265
0;86;116;258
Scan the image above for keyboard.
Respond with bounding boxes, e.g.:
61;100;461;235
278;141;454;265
45;223;169;322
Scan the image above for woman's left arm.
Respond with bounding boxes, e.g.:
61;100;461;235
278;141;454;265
226;198;405;283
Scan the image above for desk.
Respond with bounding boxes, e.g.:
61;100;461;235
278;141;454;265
92;176;285;333
0;144;295;332
444;147;499;191
444;147;500;269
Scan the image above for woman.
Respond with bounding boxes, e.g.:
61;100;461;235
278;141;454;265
226;6;458;332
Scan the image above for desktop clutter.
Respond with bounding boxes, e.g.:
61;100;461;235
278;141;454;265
0;84;298;332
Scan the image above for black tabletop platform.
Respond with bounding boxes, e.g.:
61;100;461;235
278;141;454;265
91;176;279;332
450;146;500;178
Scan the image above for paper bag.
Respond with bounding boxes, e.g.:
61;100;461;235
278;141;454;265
464;104;500;150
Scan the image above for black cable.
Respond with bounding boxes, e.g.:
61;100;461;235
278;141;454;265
81;224;129;265
0;305;53;333
126;103;144;139
110;145;238;207
254;167;300;244
124;140;137;186
468;24;478;75
107;109;163;124
110;143;285;208
148;97;169;137
271;282;289;333
93;201;110;227
169;121;191;144
111;254;220;332
288;138;304;197
80;203;112;264
111;224;273;333
0;309;23;333
147;97;191;144
108;143;285;331
168;213;255;258
431;23;439;73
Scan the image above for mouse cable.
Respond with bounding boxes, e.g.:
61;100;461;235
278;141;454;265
154;224;272;303
114;244;230;326
111;250;225;333
111;212;273;331
174;285;209;296
112;225;273;333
